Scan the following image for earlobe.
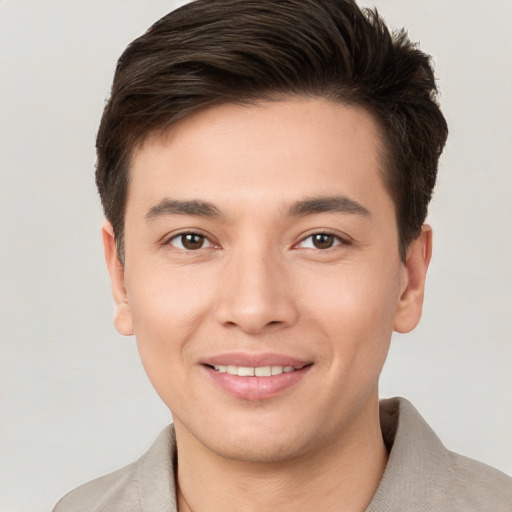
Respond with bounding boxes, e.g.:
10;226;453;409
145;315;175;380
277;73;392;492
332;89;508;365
394;225;433;334
102;221;134;336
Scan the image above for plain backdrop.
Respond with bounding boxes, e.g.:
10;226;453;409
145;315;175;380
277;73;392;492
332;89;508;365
1;1;511;510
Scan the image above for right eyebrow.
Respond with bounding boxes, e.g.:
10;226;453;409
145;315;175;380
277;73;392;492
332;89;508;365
145;198;222;221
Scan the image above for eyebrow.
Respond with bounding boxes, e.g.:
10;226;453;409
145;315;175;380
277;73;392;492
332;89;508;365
145;195;370;221
145;198;222;221
287;196;371;217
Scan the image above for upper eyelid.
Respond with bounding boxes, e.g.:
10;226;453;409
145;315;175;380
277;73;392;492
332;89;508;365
162;229;218;250
164;228;211;242
296;230;351;245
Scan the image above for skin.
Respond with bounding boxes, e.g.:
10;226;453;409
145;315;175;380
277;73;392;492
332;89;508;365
103;98;432;512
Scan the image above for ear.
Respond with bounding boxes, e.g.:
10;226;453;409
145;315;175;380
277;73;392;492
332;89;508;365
394;225;433;334
102;221;134;336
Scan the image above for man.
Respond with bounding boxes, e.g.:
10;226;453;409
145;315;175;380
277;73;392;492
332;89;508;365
54;0;512;510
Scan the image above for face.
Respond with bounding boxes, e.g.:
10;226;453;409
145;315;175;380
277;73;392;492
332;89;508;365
104;98;430;463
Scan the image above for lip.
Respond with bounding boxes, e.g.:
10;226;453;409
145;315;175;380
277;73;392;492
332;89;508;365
201;352;313;401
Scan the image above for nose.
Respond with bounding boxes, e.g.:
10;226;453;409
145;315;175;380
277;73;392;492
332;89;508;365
215;246;299;335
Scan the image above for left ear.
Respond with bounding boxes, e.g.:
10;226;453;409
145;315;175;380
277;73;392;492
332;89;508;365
394;224;433;333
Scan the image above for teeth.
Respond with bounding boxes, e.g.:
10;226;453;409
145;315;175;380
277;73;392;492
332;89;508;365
212;365;298;377
237;366;255;377
255;366;271;377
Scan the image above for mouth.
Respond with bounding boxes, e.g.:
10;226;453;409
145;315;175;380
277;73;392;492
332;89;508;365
201;356;312;400
206;364;306;377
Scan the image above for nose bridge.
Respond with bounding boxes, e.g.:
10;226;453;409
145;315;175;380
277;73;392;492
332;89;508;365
216;240;297;333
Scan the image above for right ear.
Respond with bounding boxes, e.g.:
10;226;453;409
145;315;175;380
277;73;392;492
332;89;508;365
102;221;134;336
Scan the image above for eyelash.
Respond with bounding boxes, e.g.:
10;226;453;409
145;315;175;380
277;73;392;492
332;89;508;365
164;230;350;252
295;231;350;251
165;230;215;251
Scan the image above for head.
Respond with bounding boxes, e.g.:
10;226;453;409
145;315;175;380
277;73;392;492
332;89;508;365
98;0;447;464
96;0;447;264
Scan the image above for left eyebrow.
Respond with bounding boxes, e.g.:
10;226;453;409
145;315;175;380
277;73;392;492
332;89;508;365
145;198;222;221
287;196;371;217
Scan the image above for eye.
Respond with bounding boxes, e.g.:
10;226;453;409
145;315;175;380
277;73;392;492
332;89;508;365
168;232;213;251
297;233;343;250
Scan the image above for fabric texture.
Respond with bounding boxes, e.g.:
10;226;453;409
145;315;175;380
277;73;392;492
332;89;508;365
53;397;512;512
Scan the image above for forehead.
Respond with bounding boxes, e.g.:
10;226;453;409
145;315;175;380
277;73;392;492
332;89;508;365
128;98;391;216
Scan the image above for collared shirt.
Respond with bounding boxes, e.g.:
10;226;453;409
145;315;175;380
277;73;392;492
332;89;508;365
53;397;512;511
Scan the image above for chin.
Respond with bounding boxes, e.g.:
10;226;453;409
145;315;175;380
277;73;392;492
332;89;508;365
203;430;310;464
177;407;327;464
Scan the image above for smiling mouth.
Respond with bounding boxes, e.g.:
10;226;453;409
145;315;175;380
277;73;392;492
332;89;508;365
204;361;312;400
208;364;303;377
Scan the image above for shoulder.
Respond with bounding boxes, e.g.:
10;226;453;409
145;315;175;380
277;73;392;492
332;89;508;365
52;425;177;512
445;449;512;511
370;397;512;512
53;462;139;512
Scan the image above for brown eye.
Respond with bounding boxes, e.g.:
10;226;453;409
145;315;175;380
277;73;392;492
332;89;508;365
169;232;211;250
297;233;343;250
182;234;205;250
312;233;336;249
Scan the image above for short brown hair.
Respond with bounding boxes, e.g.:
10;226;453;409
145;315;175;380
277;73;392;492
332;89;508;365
96;0;448;262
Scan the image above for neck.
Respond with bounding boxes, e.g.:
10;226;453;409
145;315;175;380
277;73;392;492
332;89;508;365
175;394;387;512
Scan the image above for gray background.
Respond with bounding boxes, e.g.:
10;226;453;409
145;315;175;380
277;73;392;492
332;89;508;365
1;1;511;510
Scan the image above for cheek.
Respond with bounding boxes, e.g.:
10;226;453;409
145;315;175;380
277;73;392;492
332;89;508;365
308;257;401;322
305;261;401;365
128;261;212;328
124;266;213;385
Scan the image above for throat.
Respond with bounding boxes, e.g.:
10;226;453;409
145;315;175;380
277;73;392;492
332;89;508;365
175;440;388;512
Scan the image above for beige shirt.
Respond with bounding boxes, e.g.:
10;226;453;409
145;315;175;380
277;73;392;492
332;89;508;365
53;397;512;511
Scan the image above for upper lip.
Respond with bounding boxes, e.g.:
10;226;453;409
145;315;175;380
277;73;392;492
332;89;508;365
201;352;312;368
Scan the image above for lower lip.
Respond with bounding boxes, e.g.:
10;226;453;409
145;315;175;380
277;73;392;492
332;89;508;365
204;366;311;401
